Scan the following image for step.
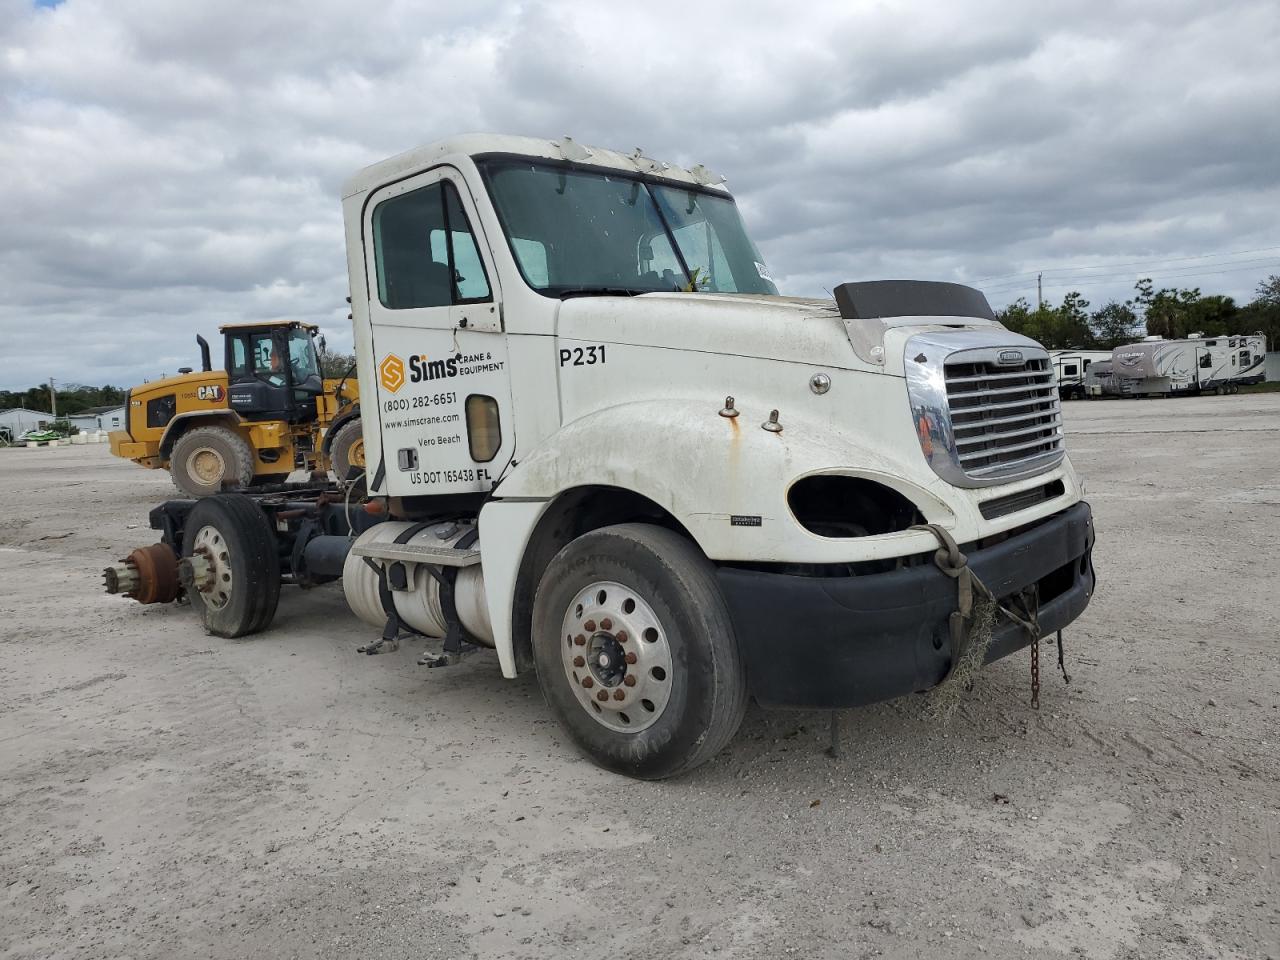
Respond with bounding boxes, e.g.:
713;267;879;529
351;541;481;567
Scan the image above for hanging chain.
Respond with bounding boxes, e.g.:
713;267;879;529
1030;630;1041;710
910;524;1056;712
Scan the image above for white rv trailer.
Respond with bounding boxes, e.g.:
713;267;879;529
1112;334;1267;396
1192;334;1267;392
1050;350;1111;400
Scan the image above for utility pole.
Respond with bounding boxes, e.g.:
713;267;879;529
48;377;56;418
1037;273;1043;311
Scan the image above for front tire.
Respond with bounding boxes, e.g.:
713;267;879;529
532;523;746;779
180;494;280;638
171;425;254;498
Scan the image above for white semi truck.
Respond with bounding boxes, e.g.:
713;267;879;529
105;135;1096;778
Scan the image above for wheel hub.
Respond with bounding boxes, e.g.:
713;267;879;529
188;525;233;610
560;580;673;734
190;448;226;485
587;633;627;686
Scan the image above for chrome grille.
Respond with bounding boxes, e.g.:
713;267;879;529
904;331;1066;488
945;355;1062;479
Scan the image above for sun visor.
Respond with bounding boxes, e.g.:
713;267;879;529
834;281;995;322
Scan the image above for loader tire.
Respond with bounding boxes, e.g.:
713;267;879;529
181;494;280;638
171;425;255;498
330;418;366;487
532;523;747;780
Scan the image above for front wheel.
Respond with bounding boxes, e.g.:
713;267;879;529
532;523;747;779
180;494;281;638
171;425;254;498
329;418;366;492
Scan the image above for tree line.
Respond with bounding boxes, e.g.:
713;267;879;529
995;275;1280;350
0;383;126;415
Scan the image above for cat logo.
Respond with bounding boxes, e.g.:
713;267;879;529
379;353;405;392
197;385;225;401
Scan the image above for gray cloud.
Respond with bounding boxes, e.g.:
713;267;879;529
1;0;1278;390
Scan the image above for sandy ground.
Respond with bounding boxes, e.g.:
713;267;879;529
1;396;1278;960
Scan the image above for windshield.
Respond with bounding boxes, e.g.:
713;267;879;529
478;159;779;298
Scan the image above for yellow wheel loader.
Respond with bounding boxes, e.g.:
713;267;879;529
109;321;362;497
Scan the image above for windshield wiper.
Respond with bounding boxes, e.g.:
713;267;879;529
556;287;649;300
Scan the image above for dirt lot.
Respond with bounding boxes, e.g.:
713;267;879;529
2;395;1278;960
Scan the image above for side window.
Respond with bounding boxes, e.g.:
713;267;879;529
372;180;491;309
252;333;286;386
511;238;549;287
1199;353;1212;368
443;183;491;302
642;230;687;288
229;336;249;378
1064;364;1078;376
373;184;450;309
670;220;733;290
1239;350;1251;366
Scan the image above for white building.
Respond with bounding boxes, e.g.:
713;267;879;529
67;405;126;434
0;407;55;442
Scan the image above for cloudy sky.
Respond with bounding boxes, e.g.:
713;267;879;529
2;0;1278;390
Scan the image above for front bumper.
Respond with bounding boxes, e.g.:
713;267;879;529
717;501;1095;709
109;432;158;462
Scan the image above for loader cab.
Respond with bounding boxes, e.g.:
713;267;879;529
222;321;325;423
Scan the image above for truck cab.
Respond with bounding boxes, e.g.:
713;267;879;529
110;134;1095;778
334;135;1094;771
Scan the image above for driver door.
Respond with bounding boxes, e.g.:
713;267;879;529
363;167;514;498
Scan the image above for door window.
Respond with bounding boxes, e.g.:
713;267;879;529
251;332;287;387
373;180;491;309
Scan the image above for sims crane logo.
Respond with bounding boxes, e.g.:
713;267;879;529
379;354;405;393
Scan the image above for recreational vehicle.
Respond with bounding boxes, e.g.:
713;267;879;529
1112;335;1267;396
1050;350;1111;399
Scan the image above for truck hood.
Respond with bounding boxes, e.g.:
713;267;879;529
555;292;1007;376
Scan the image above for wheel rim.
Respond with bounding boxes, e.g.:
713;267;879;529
560;580;673;733
350;437;366;469
191;524;233;610
189;447;226;485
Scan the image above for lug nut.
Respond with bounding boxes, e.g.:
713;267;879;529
573;655;586;668
623;675;637;687
624;652;637;665
615;630;628;643
584;619;597;632
582;676;595;688
574;634;586;646
612;689;625;701
601;618;613;631
596;690;609;702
